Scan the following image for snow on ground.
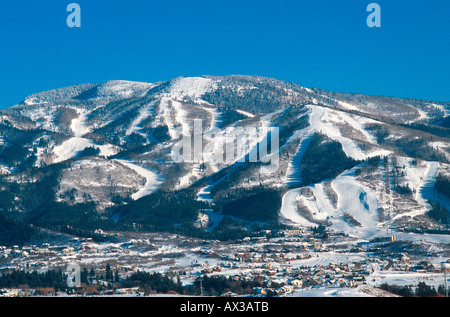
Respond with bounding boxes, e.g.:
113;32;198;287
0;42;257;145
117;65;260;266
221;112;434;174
93;80;155;100
125;101;156;139
235;109;256;118
168;77;215;101
307;105;390;161
312;91;360;112
196;170;232;205
179;107;282;190
53;137;120;163
303;183;336;223
154;77;218;147
417;161;450;212
415;161;438;207
405;160;439;214
21;105;57;132
113;159;164;200
156;77;219;139
242;108;284;163
368;270;448;290
280;105;394;235
374;157;438;224
0;163;10;175
57;158;146;209
70;108;91;137
322;107;378;144
280;188;316;227
433;103;450;117
416;108;430;121
53;137;95;163
283;129;315;186
202;105;222;132
289;285;398;297
278;105;448;242
335;100;361;112
51;106;121;163
197;184;215;204
394;157;429;194
307;105;358;159
171;99;192;136
156;97;184;140
329;167;382;238
176;164;204;190
430;142;450;162
280;159;450;244
281;166;382;240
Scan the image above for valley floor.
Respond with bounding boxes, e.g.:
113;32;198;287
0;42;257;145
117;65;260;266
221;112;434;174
1;227;449;298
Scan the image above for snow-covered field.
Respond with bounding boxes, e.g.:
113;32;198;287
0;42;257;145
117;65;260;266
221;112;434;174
289;285;399;297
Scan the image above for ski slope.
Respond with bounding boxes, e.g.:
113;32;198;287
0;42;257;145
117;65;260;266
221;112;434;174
70;108;91;137
53;137;119;163
196;184;215;204
280;188;316;227
236;109;256;118
329;167;381;238
281;166;383;239
283;129;315;186
125;101;157;140
307;105;390;161
114;159;164;200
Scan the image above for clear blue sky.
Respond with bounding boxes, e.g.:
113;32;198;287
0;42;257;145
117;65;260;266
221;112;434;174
0;0;449;108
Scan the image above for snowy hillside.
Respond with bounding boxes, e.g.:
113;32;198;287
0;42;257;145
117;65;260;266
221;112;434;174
0;75;449;243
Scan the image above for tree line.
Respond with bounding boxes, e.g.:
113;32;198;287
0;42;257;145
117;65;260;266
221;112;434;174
379;282;450;297
0;266;267;297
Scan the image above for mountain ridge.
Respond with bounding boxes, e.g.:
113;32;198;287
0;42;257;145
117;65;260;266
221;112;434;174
0;75;449;244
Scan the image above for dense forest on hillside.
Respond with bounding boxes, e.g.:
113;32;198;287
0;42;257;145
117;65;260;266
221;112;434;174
221;189;282;223
114;189;208;232
202;76;309;114
435;175;450;200
0;214;46;246
301;133;361;185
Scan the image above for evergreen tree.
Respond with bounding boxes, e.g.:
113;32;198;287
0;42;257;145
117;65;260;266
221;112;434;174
89;268;96;284
105;263;113;283
81;268;89;285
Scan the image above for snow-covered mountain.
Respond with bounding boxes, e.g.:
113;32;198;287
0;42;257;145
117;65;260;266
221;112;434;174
1;75;449;241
